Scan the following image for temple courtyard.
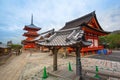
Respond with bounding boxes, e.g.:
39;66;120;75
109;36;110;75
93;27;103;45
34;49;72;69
0;50;120;80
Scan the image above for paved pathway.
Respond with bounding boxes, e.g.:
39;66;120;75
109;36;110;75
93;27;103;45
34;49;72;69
0;52;29;80
88;50;120;62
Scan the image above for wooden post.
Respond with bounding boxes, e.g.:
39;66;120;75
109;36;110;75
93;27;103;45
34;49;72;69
52;47;59;71
76;47;83;80
82;52;84;56
41;46;44;52
49;50;53;56
63;47;67;58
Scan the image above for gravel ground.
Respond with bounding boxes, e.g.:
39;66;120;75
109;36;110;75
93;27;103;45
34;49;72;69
19;51;120;80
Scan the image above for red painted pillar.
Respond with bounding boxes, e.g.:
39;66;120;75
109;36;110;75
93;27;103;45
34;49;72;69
92;51;95;54
81;52;84;56
86;51;88;55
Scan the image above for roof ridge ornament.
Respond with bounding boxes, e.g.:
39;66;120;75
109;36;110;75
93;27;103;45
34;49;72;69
92;11;95;16
73;30;84;41
57;27;80;33
46;33;57;42
66;30;76;42
31;14;33;25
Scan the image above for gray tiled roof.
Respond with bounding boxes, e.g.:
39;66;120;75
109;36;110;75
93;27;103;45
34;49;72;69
25;24;41;29
60;11;106;32
33;29;54;41
38;27;92;47
23;32;39;36
61;11;95;30
39;29;54;35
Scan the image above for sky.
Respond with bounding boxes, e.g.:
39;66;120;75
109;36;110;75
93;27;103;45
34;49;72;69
0;0;120;44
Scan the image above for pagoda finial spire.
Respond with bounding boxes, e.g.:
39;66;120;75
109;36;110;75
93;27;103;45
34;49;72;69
31;14;33;25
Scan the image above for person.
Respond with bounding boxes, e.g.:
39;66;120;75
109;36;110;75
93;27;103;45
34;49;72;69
20;48;22;54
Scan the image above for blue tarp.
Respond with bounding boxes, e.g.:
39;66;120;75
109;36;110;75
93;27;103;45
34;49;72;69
97;49;107;55
103;49;107;55
97;50;101;54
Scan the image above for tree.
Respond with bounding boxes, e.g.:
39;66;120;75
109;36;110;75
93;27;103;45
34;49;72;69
10;44;22;50
99;36;108;48
99;33;120;49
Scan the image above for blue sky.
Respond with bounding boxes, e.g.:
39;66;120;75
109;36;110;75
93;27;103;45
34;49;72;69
0;0;120;44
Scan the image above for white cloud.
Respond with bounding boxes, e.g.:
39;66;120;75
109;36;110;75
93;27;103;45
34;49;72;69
0;24;22;31
97;6;120;31
0;0;120;43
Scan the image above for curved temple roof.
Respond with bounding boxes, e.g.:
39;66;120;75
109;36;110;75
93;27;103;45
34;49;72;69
60;11;109;33
25;24;41;30
61;11;95;30
38;27;92;47
24;14;41;30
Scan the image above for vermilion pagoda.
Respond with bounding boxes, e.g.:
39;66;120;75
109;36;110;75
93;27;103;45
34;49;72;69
22;15;41;49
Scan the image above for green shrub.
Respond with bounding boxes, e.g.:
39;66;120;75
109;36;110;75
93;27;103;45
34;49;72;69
99;33;120;49
10;44;22;50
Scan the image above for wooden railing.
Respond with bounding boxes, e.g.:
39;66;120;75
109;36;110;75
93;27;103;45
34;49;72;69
81;46;104;52
67;46;104;53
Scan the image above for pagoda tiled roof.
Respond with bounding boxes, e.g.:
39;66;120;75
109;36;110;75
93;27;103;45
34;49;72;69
24;14;41;30
23;32;39;36
22;40;35;44
25;24;41;30
38;27;92;47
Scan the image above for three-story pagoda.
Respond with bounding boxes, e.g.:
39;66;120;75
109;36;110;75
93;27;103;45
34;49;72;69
22;15;41;49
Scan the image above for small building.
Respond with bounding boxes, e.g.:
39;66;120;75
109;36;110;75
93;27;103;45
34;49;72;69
37;18;92;80
7;40;13;46
0;43;11;56
22;15;41;49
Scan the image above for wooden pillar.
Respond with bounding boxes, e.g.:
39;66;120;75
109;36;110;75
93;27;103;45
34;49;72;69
76;47;83;80
93;36;95;47
29;48;33;56
52;47;59;71
63;47;67;58
81;52;84;56
92;51;95;54
40;46;44;52
49;50;53;56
